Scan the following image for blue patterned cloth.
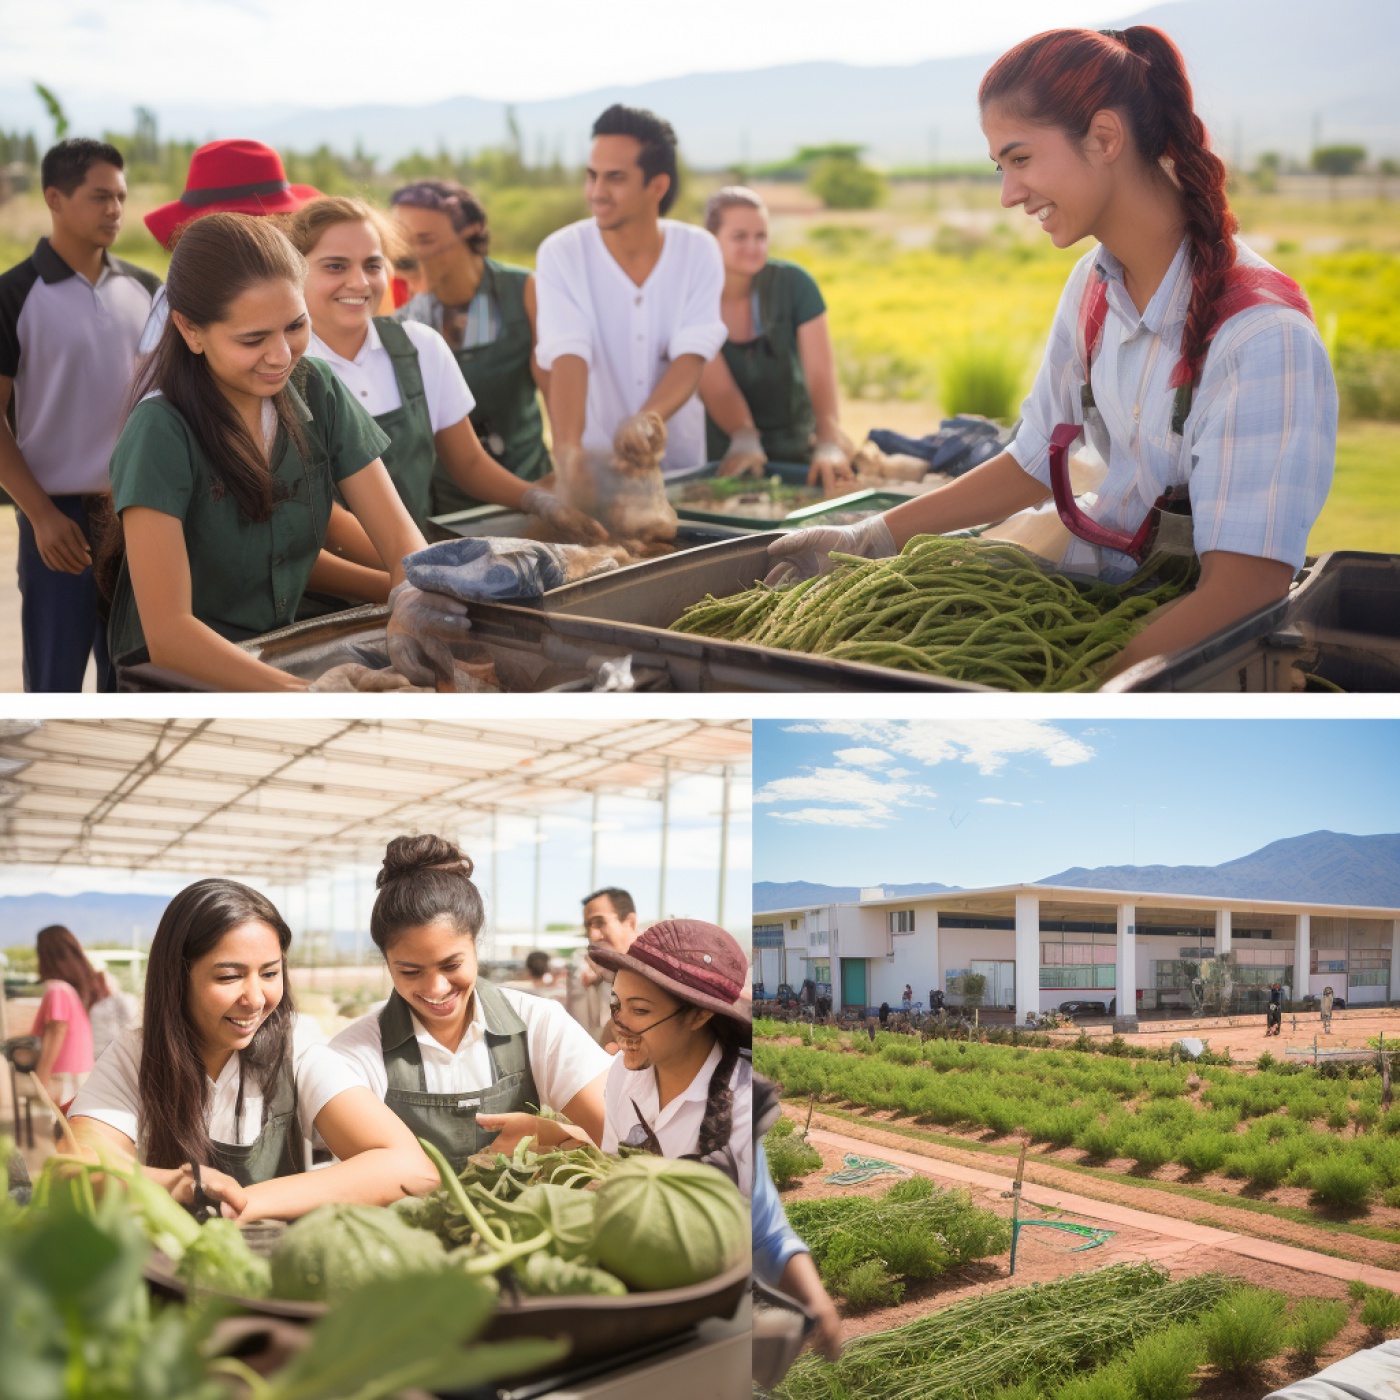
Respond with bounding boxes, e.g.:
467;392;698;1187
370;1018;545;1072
402;537;575;601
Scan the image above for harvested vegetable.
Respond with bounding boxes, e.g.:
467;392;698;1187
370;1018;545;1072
670;535;1196;690
516;1252;628;1298
591;1155;749;1291
175;1217;271;1298
270;1203;446;1304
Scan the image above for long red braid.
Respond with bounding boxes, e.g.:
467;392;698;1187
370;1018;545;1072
980;27;1306;390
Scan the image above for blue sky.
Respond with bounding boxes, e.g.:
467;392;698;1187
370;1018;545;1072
754;720;1400;887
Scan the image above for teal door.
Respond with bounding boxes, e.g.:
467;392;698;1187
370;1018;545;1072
841;958;868;1010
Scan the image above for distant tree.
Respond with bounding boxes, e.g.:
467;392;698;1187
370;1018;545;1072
1253;150;1281;194
132;106;159;166
809;152;885;211
961;971;987;1011
1380;158;1400;177
1312;144;1367;177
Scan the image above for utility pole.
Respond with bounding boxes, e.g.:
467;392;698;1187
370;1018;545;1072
717;766;731;929
658;759;671;920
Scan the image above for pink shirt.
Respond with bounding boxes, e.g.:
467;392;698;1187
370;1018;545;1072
33;980;95;1074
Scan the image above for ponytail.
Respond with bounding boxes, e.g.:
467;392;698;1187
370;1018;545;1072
694;1017;747;1159
980;26;1240;388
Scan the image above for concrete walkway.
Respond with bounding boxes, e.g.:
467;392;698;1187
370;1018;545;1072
809;1125;1400;1292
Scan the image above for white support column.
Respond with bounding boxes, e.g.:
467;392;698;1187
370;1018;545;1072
928;910;941;1011
1015;894;1039;1024
1295;913;1311;1004
1389;920;1400;1005
1215;907;1232;959
1116;904;1137;1028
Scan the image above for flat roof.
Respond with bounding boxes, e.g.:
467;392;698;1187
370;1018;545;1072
756;882;1400;921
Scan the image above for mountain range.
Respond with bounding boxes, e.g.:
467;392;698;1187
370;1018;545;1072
3;0;1395;168
755;831;1400;912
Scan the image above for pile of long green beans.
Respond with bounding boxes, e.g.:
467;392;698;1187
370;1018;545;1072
774;1263;1233;1400
670;536;1196;690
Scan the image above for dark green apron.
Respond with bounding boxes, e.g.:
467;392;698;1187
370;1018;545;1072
206;1059;303;1187
372;316;439;528
433;260;551;516
378;981;539;1173
706;265;817;465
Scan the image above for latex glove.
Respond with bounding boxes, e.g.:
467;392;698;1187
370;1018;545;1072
31;503;93;574
521;484;608;544
717;426;768;479
612;412;667;472
386;581;473;687
807;440;856;494
764;514;897;586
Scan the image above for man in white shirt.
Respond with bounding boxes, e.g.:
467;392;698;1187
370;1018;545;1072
535;105;727;481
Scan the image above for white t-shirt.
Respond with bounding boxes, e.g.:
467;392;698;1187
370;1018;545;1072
70;1015;362;1168
534;219;727;475
329;985;609;1113
602;1040;753;1197
307;320;475;433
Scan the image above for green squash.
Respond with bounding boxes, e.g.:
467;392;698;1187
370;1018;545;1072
176;1217;271;1298
270;1204;445;1304
591;1156;749;1291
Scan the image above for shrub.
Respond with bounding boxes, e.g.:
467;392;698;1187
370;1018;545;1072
1178;1133;1230;1176
836;1257;904;1310
1054;1367;1129;1400
938;339;1024;420
765;1121;823;1189
1285;1297;1350;1362
1240;1146;1292;1190
1122;1129;1174;1173
1361;1288;1400;1333
1075;1119;1122;1161
1121;1324;1202;1400
1201;1288;1289;1375
1349;1278;1372;1301
809;156;885;211
1309;1155;1375;1210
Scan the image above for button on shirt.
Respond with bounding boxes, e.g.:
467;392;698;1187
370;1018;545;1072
601;1040;754;1196
329;984;610;1112
1008;238;1337;580
0;239;160;494
534;219;727;474
308;319;475;431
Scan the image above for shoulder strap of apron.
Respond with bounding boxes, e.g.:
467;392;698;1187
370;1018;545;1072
374;315;427;404
474;980;531;1082
483;260;528;331
379;990;428;1093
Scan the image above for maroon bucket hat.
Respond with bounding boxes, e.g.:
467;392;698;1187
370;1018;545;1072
587;918;751;1025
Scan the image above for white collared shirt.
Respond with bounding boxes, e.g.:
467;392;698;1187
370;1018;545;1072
601;1041;753;1197
329;984;609;1114
1008;237;1336;580
534;218;727;475
308;319;474;432
69;1015;360;1168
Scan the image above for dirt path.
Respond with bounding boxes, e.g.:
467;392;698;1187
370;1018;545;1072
793;1106;1400;1271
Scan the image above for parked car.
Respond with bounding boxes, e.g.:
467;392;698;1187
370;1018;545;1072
1058;999;1110;1017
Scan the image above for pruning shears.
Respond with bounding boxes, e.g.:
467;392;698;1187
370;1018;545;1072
186;1162;221;1223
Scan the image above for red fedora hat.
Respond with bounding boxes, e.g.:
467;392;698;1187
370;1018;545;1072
144;139;321;249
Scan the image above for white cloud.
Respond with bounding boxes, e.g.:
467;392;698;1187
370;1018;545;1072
833;747;893;767
785;720;1095;775
768;808;887;828
752;764;933;830
978;797;1023;806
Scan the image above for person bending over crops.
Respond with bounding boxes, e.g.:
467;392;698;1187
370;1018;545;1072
330;834;611;1173
391;179;553;516
699;187;855;493
68;880;437;1221
588;919;754;1196
96;212;468;691
767;26;1337;678
282;197;601;543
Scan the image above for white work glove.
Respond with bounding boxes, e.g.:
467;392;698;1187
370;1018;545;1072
386;581;473;687
521;485;608;544
808;440;856;494
717;426;768;479
764;514;897;586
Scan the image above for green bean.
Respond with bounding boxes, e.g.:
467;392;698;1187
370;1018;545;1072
669;537;1196;690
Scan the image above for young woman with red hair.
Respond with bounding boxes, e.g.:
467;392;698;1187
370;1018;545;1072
768;27;1337;678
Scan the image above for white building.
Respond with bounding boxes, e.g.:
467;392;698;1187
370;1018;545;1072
753;885;1400;1026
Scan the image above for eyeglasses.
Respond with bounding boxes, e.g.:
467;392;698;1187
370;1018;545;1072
610;1001;686;1038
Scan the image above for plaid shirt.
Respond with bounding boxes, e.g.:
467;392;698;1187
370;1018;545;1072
1008;238;1337;580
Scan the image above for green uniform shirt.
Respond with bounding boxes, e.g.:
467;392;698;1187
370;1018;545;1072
107;358;390;661
706;258;827;465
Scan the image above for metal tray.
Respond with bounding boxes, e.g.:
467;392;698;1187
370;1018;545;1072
429;503;750;547
666;462;822;530
143;1253;749;1374
1112;551;1400;693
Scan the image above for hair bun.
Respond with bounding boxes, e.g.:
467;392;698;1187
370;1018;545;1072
376;834;474;888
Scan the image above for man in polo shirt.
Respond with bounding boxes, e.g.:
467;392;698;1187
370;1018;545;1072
535;105;726;489
0;139;160;691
